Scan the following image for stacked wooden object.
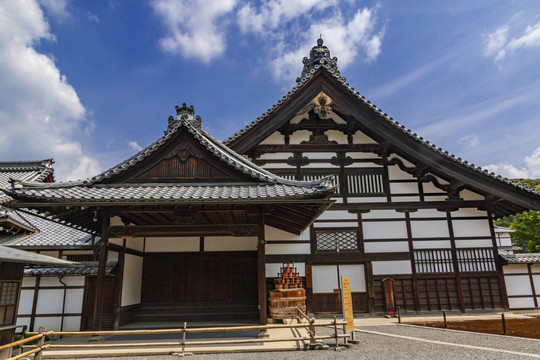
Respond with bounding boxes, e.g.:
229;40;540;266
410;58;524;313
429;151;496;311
268;262;307;319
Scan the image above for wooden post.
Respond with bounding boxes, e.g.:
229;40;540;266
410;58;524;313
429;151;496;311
112;239;126;330
257;217;267;325
382;278;395;313
447;211;466;313
488;212;510;311
405;211;421;313
29;276;40;332
34;326;46;360
93;212;110;331
365;262;376;315
501;313;507;335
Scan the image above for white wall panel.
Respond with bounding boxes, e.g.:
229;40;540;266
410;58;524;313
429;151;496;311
204;237;257;251
304;152;338;160
326;130;348;144
263;162;296;169
314;222;357;228
144;237;199;252
339;265;366;292
503;264;529;274
364;241;409;253
531;264;540;272
347;197;388;203
64;289;84;314
389;155;414;167
303;163;340;169
108;251;119;262
454;239;493;248
318;210;357;220
40;251;59;258
372;260;412;275
409;209;446;218
16;317;31;329
452;219;491;237
352;131;377;144
22;277;35;287
423;195;448;201
505;275;533;296
363;221;407;239
36;289;64;314
18;290;34;314
258;153;293;160
421;182;446;194
411;220;449;238
122;254;143;307
312;266;338;293
362;210;403;219
266;263;305;278
346;152;380;160
508;297;535;309
452;208;487;217
127;237;145;252
265;225;309;241
289;130;311;144
413;240;451;249
63;316;82;331
265;243;310;255
533;275;540;293
460;189;484;200
391;196;421;202
33;317;61;332
260;131;285;144
389;182;419;194
387;166;415;180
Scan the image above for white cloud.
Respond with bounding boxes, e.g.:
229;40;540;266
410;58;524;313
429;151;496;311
128;141;142;152
85;11;100;23
269;6;385;81
0;0;100;181
151;0;238;63
484;20;540;61
38;0;70;21
458;134;480;149
483;147;540;179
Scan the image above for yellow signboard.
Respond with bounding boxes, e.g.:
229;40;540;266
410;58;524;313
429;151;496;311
341;276;354;332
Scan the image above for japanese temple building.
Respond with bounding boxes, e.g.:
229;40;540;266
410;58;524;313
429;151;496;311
2;39;540;330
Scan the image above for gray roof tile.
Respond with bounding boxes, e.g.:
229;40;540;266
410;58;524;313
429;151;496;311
24;261;115;276
0;244;79;266
499;250;540;264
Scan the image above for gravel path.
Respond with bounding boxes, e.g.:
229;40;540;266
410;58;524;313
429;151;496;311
71;324;540;360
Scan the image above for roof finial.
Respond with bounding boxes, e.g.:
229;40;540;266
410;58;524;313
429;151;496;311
296;36;342;83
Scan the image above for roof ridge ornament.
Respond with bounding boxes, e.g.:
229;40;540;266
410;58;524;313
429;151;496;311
167;103;202;131
297;36;341;83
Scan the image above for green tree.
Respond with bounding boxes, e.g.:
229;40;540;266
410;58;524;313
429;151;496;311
508;210;540;253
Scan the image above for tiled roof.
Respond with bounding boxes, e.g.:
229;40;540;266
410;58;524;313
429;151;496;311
5;182;334;204
499;250;540;264
24;261;116;276
223;40;540;198
0;244;79;266
0;210;95;247
0;159;54;202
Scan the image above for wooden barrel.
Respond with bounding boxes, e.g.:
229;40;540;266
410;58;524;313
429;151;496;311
268;288;306;319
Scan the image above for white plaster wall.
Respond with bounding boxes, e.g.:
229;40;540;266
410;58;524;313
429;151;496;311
303;163;340;169
364;241;409;253
260;131;285;144
265;225;310;241
122;254;143;307
326;130;348;144
410;220;449;238
531;264;540;272
421;182;446;194
318;210;357;220
533;275;540;292
266;262;305;278
389;182;419;194
363;221;407;239
289;130;311;144
503;264;529;274
314;222;357;229
64;289;84;314
144;237;199;252
387;166;415;180
453;208;488;218
33;317;61;332
16;317;30;329
347;197;388;203
40;251;59;258
108;251;119;262
372;260;412;275
508;297;535;309
454;239;493;248
312;265;338;293
362;210;404;220
505;275;533;296
18;289;34;314
460;189;484;201
409;209;446;218
63;316;82;331
258;152;293;160
339;265;366;292
413;240;452;249
346;152;380;160
110;216;123;226
111;237;145;252
391;196;421;202
265;243;310;255
352;130;377;144
389;155;414;167
36;289;64;314
263;162;296;169
22;277;35;287
39;276;84;287
204;237;257;251
423;195;448;201
304;152;337;160
452;219;492;237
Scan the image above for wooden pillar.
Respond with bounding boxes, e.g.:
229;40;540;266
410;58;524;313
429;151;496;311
112;239;126;330
405;211;421;313
447;211;466;313
257;217;267;325
29;276;40;332
528;264;538;308
93;212;110;330
365;262;376;315
487;212;510;311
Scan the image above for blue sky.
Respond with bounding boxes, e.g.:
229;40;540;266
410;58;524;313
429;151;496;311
0;0;539;181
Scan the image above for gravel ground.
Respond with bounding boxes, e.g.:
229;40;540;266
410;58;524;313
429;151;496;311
71;324;540;360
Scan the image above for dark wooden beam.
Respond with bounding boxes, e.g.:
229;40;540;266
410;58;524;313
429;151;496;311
488;212;510;311
342;200;489;212
405;212;421;314
108;224;259;238
93;212;110;331
112;239;126;330
447;211;465;313
258;217;267;325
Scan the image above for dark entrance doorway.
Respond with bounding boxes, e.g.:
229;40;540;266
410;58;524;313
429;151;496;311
138;251;258;324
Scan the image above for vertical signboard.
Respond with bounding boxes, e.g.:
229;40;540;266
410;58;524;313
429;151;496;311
341;276;354;332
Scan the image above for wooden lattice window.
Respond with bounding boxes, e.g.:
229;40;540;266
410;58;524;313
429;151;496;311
66;254;94;262
315;230;358;252
345;168;386;196
0;282;19;325
457;248;496;272
414;250;454;273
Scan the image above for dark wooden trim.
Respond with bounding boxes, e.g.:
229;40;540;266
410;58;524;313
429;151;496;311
506;295;538;299
447;211;465;313
309;224;316;255
93;212;110;330
365;261;375;315
488;212;510;311
108;224;260;238
112;239;126;330
528;264;538;308
21;286;85;290
357;213;365;253
258;218;267;325
108;243;144;257
199;236;204;252
341;200;489;212
266;252;410;264
363;236;492;242
29;276;40;332
265;240;311;244
18;313;82;318
80;276;89;331
358;216;489;222
405;212;421;313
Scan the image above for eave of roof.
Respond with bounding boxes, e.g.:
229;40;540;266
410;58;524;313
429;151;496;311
499;249;540;264
0;244;80;266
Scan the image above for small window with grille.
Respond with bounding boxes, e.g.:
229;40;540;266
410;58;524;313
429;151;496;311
0;282;18;306
315;229;358;252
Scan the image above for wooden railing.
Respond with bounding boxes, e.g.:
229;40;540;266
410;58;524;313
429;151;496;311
6;316;349;358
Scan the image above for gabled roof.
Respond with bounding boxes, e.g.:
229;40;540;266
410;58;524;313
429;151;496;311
0;159;54;202
499;249;540;264
225;39;540;217
0;244;79;266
